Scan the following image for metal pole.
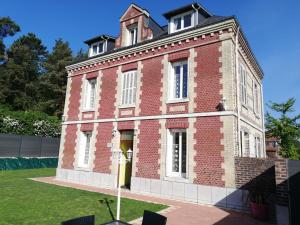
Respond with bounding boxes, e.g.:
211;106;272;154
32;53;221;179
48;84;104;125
116;152;121;220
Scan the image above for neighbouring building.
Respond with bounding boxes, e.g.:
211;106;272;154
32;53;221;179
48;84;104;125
265;132;280;158
56;2;266;210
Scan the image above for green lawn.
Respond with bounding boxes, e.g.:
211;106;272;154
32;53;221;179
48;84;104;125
0;168;167;225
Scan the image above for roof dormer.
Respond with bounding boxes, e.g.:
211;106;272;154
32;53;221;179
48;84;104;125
115;4;163;48
84;35;115;58
163;3;212;34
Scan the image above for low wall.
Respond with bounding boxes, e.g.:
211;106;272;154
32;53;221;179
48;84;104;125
0;157;58;170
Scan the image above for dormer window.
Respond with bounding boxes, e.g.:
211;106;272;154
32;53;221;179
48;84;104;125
171;11;194;33
90;41;106;57
128;25;138;46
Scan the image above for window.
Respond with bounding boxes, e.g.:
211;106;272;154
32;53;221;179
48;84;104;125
121;70;137;106
239;64;247;106
78;132;92;168
255;136;261;157
171;12;194;33
167;129;187;178
240;130;250;157
84;79;96;110
90;42;105;56
128;27;137;45
254;83;259;114
169;61;188;100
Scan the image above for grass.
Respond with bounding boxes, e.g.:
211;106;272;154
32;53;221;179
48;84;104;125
0;168;167;225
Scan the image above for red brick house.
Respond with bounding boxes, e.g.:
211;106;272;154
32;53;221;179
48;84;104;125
56;3;266;210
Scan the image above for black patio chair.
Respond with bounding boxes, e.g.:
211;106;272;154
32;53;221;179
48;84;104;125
61;215;95;225
141;210;167;225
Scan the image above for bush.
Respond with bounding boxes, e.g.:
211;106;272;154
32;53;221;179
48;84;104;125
0;105;61;137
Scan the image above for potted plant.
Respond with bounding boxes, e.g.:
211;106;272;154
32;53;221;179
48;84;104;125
248;191;268;220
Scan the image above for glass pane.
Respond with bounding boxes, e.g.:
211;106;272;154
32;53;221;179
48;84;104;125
84;133;91;165
183;14;192;28
98;43;103;53
182;64;188;98
181;132;187;174
175;65;181;98
92;45;97;55
174;17;181;30
172;132;179;173
90;81;96;108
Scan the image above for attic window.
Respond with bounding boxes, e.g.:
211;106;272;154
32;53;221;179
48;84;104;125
128;26;138;46
170;11;194;33
90;41;105;56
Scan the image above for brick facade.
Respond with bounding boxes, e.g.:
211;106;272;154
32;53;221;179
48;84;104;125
58;3;265;207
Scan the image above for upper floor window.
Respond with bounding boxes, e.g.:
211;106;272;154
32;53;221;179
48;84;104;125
239;64;248;106
84;79;96;110
171;12;194;33
167;129;187;178
169;61;188;100
121;70;137;106
128;26;138;46
254;83;259;114
78;131;92;168
90;41;105;57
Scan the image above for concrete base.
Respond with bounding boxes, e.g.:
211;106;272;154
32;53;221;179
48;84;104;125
56;168;117;189
275;204;289;225
56;168;249;211
131;176;250;211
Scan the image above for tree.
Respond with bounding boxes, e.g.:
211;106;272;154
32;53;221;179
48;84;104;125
266;98;300;159
73;48;88;62
0;33;47;110
0;17;20;63
38;39;73;117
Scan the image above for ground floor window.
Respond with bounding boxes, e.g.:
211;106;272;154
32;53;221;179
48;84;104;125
78;132;92;168
167;129;187;178
255;136;262;157
240;130;250;157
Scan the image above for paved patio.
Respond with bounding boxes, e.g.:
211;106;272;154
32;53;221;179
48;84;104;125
32;177;271;225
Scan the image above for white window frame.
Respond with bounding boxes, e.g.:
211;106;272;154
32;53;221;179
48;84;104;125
255;136;261;158
84;78;97;111
166;129;188;179
254;82;259;115
239;64;248;106
170;11;194;33
77;131;92;168
240;130;250;157
89;41;107;57
121;70;137;107
169;60;188;101
128;26;138;46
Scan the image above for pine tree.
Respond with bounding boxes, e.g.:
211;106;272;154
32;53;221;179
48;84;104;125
0;33;47;110
38;39;73;117
0;17;20;63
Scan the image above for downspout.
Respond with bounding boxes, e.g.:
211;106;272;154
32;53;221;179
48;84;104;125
235;26;241;156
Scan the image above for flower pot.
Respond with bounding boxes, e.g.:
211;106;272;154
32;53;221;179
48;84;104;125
250;202;268;220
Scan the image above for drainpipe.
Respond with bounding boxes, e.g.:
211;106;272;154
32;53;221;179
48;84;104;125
235;26;241;156
260;83;266;157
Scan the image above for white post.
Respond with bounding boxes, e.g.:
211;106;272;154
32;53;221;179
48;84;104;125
116;151;122;220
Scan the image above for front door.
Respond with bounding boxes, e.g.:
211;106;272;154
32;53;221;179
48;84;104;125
119;130;134;188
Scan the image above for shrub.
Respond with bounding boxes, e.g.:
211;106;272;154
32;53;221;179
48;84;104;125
0;105;61;137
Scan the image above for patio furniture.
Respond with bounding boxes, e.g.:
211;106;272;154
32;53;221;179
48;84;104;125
61;215;95;225
141;210;167;225
100;220;131;225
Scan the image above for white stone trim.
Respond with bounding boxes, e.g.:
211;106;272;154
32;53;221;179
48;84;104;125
62;111;237;125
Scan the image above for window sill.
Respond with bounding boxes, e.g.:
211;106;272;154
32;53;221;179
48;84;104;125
74;166;92;172
118;104;136;109
164;176;189;183
166;98;189;104
81;109;95;113
171;25;194;34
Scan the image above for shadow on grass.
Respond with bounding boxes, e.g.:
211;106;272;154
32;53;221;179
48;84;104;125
99;198;115;221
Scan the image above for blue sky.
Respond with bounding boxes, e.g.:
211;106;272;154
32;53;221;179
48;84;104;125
1;0;300;113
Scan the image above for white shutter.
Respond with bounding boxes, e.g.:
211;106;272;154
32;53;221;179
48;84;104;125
121;70;137;106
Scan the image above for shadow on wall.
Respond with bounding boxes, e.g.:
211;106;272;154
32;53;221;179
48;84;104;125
213;162;277;225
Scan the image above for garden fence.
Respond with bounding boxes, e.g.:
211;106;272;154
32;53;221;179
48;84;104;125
0;133;60;157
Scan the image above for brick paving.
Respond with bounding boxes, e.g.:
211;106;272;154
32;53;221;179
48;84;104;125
32;177;271;225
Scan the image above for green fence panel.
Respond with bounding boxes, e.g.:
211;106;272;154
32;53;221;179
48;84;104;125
0;157;58;170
